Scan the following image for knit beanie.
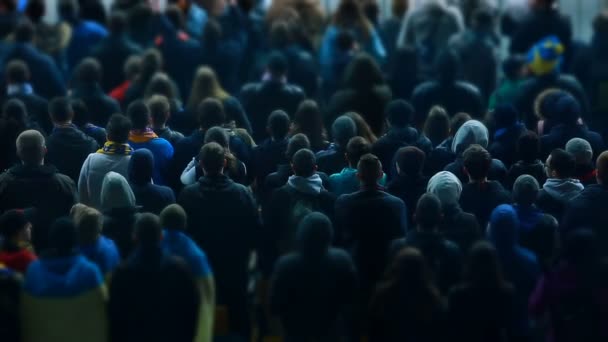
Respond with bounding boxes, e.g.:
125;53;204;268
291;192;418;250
566;138;593;165
427;171;463;205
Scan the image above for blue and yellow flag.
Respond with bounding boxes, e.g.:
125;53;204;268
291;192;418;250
527;35;565;76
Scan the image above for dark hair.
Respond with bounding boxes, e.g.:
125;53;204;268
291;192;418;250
6;60;29;83
517;131;540;163
466;241;509;289
202;18;222;47
204;126;229;148
48;97;73;123
269;20;292;48
268;110;290;140
147;95;171;126
134;213;162;249
165;4;185;30
335;30;356;51
199;142;226;175
471;6;494;30
593;11;608;36
160;204;188;231
286;133;311;160
503;55;526;80
395;146;425;176
292;148;316;177
424;106;450;145
435;49;460;84
386;99;415;127
127;100;150;130
463;144;492;181
331;115;357;148
25;0;45;23
291;100;327;150
137;49;163;85
106;114;132;143
333;0;372;39
450;112;471;135
357;153;382;185
343;53;385;89
267;52;288;76
0;210;28;239
415;193;442;230
15;19;35;42
71;99;89;126
548;149;576;178
144;72;179;100
197;98;225;130
346;136;371;167
109;10;127;34
3;99;27;122
48;217;77;255
74;58;102;84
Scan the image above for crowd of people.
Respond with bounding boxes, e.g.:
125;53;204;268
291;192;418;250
1;0;608;341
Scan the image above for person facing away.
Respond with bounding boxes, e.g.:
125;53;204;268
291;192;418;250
160;204;215;342
506;131;547;189
70;99;107;148
488;104;527;169
459;144;511;229
0;130;77;253
148;94;184;147
330;136;386;196
109;213;200;342
45;97;98;182
79;114;133;209
252;110;290;191
566;138;597;186
127;100;174;185
70;204;119;278
178;142;259;339
448;241;517;342
536;149;583;221
369;247;446;342
390;193;463;295
128;148;175;215
22;217;108;342
316;115;357;176
0;209;36;273
270;212;358;342
387;146;429;226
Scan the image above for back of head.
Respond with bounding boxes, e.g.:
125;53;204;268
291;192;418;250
286;133;311;160
331;115;357;148
517;131;540;163
127;100;150;130
267;110;290;140
71;99;89;126
16;130;45;165
140;48;163;79
502;55;527;80
189;66;225;110
292;148;316;177
134;213;162;250
451;120;489;155
129;148;154;185
0;210;28;240
427;171;462;206
335;30;356;51
109;11;127;34
466;241;505;288
58;0;78;22
204;126;229;148
392;0;409;18
165;4;185;30
267;51;288;77
48;97;73;124
357;153;382;186
269;20;292;48
202;18;222;46
548;148;576;179
145;73;176;100
147;95;171;127
6;60;29;84
553;92;581;125
197;98;225;130
383;247;434;296
25;0;46;23
296;212;333;257
513;175;540;207
343;53;384;88
160;204;187;231
106;114;132;144
199;142;226;176
593;11;608;38
597;151;608;185
346;136;371;167
386;99;414;128
3;99;27;123
74;206;103;245
14;19;35;43
293;100;323;133
450;112;472;136
424;106;450;143
566;138;593;165
395;146;425;176
471;6;494;31
124;55;142;81
488;204;519;248
101;171;136;211
48;217;77;256
463;144;492;181
74;58;102;84
415;193;442;231
435;49;460;84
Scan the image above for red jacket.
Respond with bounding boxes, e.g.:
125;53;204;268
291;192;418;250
0;248;37;273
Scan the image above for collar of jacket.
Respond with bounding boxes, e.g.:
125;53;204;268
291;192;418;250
198;174;232;190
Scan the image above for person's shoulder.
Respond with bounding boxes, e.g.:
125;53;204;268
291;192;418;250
240;82;262;94
412;81;438;95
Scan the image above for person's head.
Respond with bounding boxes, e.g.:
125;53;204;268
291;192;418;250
291;148;317;177
566;138;593;166
535;88;563;121
343;53;385;89
134;213;162;250
202;18;222;46
546;149;576;179
101;171;136;211
471;6;494;31
127;100;151;130
427;171;462;206
128;148;154;185
346;136;371;168
527;35;564;76
197;98;225;130
415;193;442;232
331;115;357;148
488;204;519;249
512;175;540;207
124;55;142;81
199;142;226;176
48;217;77;256
552;92;582;126
503;55;527;81
292;100;326;142
395;146;425;176
204;126;229;148
6;59;29;84
269;20;292;48
106;114;132;144
492;104;518;130
465;241;506;288
357;153;383;187
531;0;557;10
286;133;311;160
25;0;46;23
296;212;333;257
2;99;27;127
335;30;357;52
267;110;290;141
450;112;472;136
596;151;608;185
463;144;492;182
451;120;488;155
139;48;163;80
108;10;127;35
333;0;371;36
267;51;288;78
424;106;450;144
58;0;78;23
435;49;460;83
71;99;90;126
16;130;46;165
48;97;73;124
73;206;103;245
73;57;102;85
165;4;185;30
147;95;171;128
160;204;188;231
345;111;377;143
14;19;35;43
187;66;227;111
144;72;178;100
391;0;409;18
517;131;540;163
0;210;32;244
386;99;414;128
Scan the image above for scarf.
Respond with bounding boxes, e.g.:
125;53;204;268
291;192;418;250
129;128;159;144
97;141;133;155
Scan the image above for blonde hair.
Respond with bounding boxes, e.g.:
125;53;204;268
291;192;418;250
187;66;229;112
71;205;103;245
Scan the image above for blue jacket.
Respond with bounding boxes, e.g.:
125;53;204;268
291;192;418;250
161;229;213;278
80;236;121;276
129;137;174;186
66;21;108;72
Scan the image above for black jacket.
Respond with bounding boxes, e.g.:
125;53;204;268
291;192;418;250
103;207;139;259
252;138;288;190
45;125;99;182
460;181;511;229
91;34;142;91
372;126;433;175
315;145;347;176
386;174;428;226
441;203;481;253
240;80;305;142
412;80;485;124
506;160;546;190
489;125;528;169
70;83;121;127
445;158;508;186
326;86;392;137
0;164;77;252
561;184;608;255
131;183;175;215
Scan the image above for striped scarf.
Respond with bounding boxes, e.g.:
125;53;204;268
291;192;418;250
129;128;158;144
97;141;133;155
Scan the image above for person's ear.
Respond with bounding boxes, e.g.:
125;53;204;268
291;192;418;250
463;166;469;176
344;152;348;162
223;158;227;168
314;165;318;172
291;162;295;173
357;171;363;181
395;162;401;174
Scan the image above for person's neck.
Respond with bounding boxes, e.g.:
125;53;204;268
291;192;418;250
22;160;44;166
360;183;380;191
54;120;73;127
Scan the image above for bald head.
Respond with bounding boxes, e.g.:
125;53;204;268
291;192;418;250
597;151;608;185
16;130;46;165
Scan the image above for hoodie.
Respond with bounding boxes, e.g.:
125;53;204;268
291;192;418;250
542;178;584;203
101;171;136;212
288;174;324;195
451;120;489;155
128;149;175;214
427;171;462;205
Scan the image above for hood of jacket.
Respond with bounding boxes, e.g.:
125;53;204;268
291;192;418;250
296;212;332;258
23;254;101;296
451;120;489;155
488;204;519;250
288;173;324;195
543;178;584;202
49;124;95;148
128;148;154;185
427;171;462;205
101;171;136;212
